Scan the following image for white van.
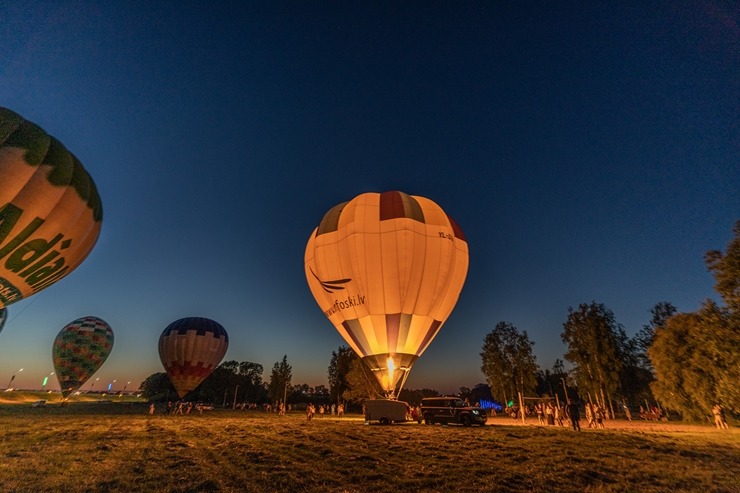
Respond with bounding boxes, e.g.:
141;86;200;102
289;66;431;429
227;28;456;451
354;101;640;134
364;399;415;425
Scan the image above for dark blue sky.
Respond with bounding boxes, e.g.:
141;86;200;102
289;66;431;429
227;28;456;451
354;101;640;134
1;1;737;394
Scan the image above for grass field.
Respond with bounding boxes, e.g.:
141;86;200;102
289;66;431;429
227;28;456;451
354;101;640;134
0;401;737;493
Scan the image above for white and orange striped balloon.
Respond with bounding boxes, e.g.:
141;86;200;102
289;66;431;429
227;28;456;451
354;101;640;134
158;317;229;399
305;191;469;397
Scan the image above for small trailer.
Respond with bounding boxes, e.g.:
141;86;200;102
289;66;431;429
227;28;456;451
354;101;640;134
364;399;418;425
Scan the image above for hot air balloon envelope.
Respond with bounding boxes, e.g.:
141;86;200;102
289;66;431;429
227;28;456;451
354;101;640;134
52;316;114;398
305;191;469;398
0;107;103;309
158;317;229;399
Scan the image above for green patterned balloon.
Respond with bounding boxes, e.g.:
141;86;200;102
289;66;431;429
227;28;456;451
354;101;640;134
53;316;114;398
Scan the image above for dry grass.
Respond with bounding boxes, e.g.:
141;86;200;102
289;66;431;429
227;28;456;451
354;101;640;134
0;403;737;493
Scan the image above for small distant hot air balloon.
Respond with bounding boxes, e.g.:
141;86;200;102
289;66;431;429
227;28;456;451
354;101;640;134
0;308;7;334
158;317;229;399
0;107;103;309
305;191;469;399
52;316;114;398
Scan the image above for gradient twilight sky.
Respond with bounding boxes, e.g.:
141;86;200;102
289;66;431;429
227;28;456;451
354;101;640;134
0;2;737;395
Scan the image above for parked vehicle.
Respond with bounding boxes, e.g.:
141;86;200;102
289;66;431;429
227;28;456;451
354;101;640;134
420;397;487;426
364;399;416;425
31;400;47;408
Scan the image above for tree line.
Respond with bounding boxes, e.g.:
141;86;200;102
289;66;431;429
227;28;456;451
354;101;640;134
481;221;739;421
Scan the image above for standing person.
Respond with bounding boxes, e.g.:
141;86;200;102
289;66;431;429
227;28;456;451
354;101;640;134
594;404;605;429
623;402;632;421
713;404;729;430
337;403;344;418
536;403;544;425
545;402;555;425
149;403;155;415
554;405;564;427
566;401;581;431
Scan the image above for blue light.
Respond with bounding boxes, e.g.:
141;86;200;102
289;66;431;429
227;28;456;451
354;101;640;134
478;399;503;411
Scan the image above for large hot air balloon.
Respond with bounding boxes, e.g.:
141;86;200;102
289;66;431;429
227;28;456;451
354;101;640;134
0;107;103;309
305;191;469;399
158;317;229;399
52;316;114;398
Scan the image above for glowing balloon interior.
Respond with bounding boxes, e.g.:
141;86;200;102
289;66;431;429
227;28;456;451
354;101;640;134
0;107;103;309
158;317;229;399
52;316;114;398
305;191;469;398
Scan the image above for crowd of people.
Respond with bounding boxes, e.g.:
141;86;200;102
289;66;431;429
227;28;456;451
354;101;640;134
306;403;344;420
503;401;613;431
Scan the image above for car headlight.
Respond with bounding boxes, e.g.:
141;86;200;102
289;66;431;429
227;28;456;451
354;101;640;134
472;410;479;415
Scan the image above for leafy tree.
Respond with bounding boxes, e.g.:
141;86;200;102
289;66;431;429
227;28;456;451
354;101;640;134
267;355;292;404
650;223;740;418
237;361;265;402
648;304;739;419
139;372;176;401
327;345;358;405
561;302;628;416
342;359;383;403
705;220;740;310
480;321;538;403
635;302;677;370
536;360;570;401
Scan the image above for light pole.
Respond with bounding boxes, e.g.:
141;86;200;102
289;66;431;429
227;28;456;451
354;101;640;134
42;372;54;392
6;368;23;390
90;377;100;393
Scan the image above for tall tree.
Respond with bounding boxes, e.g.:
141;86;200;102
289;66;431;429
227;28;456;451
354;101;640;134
705;220;740;310
342;359;384;403
327;345;358;405
268;355;292;404
139;372;176;401
480;321;538;403
635;302;677;370
561;302;627;415
650;222;740;418
237;361;265;402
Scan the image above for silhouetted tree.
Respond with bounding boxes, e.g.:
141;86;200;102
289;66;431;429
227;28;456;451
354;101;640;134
268;355;292;404
561;302;627;417
635;302;677;371
139;372;176;401
327;345;358;405
480;321;538;403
